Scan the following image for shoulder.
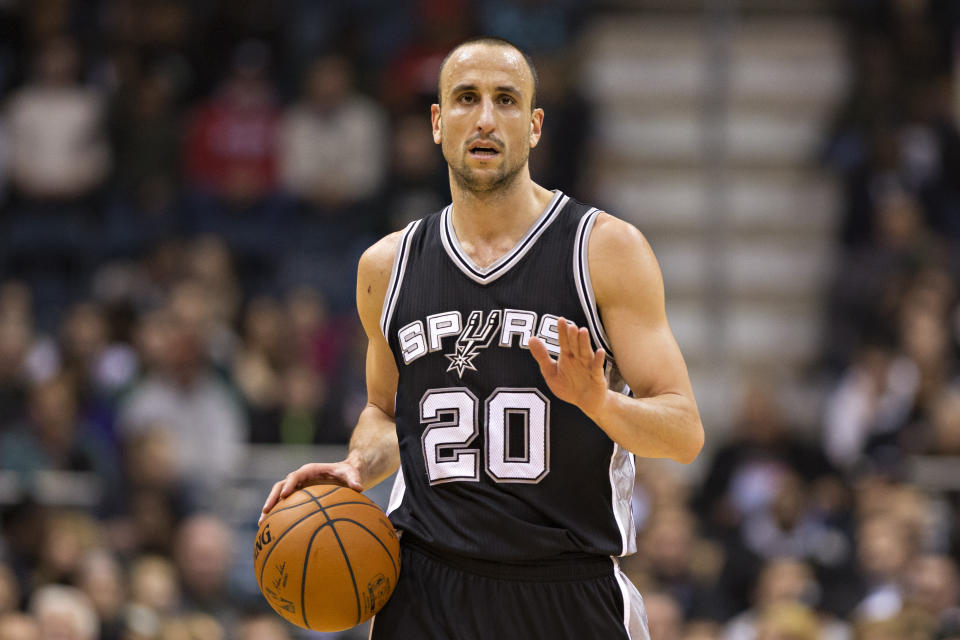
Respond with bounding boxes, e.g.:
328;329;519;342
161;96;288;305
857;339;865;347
588;211;650;255
358;229;406;286
587;212;665;310
356;229;407;330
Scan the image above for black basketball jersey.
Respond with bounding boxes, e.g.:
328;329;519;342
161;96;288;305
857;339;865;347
380;190;636;562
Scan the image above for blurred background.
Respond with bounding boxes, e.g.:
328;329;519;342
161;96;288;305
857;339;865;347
0;0;959;638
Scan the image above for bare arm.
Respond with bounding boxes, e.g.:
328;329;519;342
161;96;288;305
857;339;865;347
260;232;403;523
529;213;703;464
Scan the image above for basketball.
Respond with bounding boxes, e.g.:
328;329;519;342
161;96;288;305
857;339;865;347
253;485;400;631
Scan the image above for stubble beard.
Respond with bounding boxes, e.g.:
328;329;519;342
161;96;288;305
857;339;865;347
445;142;528;196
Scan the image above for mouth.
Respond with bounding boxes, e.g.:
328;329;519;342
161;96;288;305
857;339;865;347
467;141;501;159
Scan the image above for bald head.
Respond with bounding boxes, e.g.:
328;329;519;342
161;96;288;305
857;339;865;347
437;37;538;111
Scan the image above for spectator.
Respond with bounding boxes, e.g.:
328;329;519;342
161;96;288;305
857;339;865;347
929;390;960;455
128;555;180;617
159;613;225;640
854;513;917;621
904;554;960;624
172;515;234;625
183;40;279;207
34;510;104;588
645;591;684;640
724;558;851;640
279;54;388;216
0;285;33;430
5;35;110;205
183;236;241;365
77;550;126;640
117;304;247;496
285;286;351;380
29;584;98;640
754;602;820;640
0;375;118;493
478;0;580;53
526;53;591;197
110;63;183;204
636;506;723;619
120;604;161;640
632;460;691;534
379;0;474;112
233;296;289;440
378;109;449;231
822;343;918;471
696;384;834;533
24;301;138;441
684;621;723;640
167;277;238;371
237;612;291;640
0;563;18;618
105;63;185;251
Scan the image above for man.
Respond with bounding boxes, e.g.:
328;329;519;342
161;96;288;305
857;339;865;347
261;36;704;640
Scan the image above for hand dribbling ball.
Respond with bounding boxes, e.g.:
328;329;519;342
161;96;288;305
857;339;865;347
254;485;400;631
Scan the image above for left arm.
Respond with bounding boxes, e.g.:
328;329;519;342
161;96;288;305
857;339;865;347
529;213;704;463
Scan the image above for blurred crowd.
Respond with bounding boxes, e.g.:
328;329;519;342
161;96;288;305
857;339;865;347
2;0;960;639
623;2;960;640
0;0;592;638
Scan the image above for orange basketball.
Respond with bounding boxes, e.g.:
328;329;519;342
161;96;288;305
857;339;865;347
253;485;400;631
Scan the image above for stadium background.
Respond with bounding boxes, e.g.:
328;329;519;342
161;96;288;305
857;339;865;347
0;0;959;638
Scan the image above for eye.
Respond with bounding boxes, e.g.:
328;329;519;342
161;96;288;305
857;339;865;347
498;94;516;105
457;93;477;104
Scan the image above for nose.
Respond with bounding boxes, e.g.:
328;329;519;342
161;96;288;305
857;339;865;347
476;96;496;133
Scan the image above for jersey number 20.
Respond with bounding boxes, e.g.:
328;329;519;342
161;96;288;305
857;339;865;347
420;387;549;484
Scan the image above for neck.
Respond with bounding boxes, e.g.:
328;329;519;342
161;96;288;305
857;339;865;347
448;168;555;244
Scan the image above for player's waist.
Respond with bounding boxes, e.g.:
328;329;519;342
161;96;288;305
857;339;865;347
402;535;614;582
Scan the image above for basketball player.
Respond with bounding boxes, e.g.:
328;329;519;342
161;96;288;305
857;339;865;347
261;36;704;639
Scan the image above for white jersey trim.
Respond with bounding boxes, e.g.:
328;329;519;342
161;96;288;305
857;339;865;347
612;558;651;640
440;190;567;285
609;441;637;556
380;219;422;338
573;208;615;356
385;468;406;516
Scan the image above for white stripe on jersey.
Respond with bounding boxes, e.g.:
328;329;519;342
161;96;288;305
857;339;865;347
612;558;651;640
572;208;614;356
380;219;422;337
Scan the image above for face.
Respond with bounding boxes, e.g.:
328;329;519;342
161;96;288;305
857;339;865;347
432;44;543;194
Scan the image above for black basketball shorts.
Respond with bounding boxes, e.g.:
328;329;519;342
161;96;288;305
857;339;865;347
368;539;649;640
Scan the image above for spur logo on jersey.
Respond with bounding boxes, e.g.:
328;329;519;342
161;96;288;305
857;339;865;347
445;310;501;376
396;308;563;375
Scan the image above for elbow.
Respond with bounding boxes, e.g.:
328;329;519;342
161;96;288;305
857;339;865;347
673;419;704;465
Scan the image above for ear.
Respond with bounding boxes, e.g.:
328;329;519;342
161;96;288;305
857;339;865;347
529;107;544;149
431;104;442;144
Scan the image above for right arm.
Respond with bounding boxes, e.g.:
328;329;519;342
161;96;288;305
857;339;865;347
260;231;403;524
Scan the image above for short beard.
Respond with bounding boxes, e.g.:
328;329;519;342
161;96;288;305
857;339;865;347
447;145;526;195
449;159;525;195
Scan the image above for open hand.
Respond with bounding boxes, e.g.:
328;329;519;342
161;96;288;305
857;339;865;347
529;318;608;418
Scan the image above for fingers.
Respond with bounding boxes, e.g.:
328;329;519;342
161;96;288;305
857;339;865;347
557;318;593;364
341;465;364;492
577;326;592;361
260;479;286;525
529;337;557;376
556;317;573;360
592;347;606;374
259;462;365;526
279;472;301;500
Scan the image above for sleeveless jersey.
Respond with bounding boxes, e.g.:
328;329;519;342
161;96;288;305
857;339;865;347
380;190;636;562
